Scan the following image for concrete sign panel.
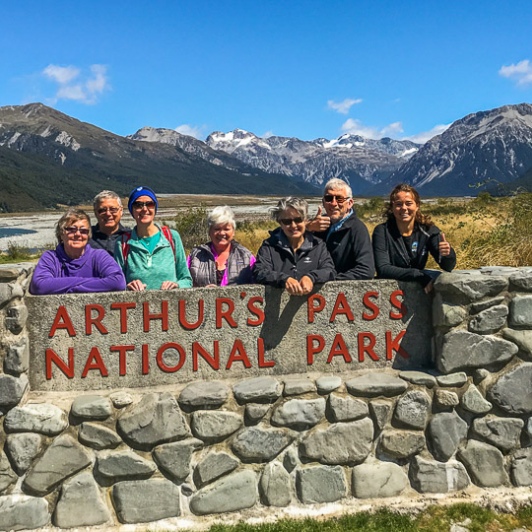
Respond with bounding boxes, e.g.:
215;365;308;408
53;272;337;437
26;280;432;391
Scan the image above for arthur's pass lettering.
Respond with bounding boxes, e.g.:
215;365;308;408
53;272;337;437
28;283;428;391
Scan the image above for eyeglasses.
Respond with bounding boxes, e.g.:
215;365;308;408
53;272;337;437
324;194;351;204
64;226;90;235
280;217;304;226
97;207;121;214
132;201;156;210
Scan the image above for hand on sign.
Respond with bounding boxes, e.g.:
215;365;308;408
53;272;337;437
306;206;331;232
299;275;314;295
127;279;147;291
161;281;179;290
285;277;303;296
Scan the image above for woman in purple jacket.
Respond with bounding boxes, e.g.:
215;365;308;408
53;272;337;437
30;209;126;295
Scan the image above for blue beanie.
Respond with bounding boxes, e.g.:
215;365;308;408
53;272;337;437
128;186;158;214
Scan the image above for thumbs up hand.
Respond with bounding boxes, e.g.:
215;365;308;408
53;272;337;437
306;205;331;232
438;233;451;257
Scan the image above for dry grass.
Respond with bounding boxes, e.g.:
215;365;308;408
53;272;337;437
360;193;532;270
160;192;532;269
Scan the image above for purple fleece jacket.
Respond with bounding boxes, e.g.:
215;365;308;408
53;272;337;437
30;244;126;295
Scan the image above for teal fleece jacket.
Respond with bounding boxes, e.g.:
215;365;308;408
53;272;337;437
114;225;192;290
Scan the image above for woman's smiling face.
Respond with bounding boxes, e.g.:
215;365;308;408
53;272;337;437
392;191;419;226
131;195;156;225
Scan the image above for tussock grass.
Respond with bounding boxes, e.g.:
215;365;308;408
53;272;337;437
0;241;39;264
360;191;532;270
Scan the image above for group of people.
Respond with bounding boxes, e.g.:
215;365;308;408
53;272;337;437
29;179;456;296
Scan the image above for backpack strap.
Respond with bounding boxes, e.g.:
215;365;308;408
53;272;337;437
161;226;176;259
121;231;132;264
121;227;175;265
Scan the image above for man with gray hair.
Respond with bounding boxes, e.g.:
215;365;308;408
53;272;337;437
89;190;130;257
307;178;375;280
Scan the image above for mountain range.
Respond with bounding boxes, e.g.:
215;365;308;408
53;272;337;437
1;102;531;212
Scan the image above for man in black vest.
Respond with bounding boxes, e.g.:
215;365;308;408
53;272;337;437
89;190;130;257
307;178;375;280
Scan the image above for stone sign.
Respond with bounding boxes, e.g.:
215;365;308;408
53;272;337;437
26;280;432;391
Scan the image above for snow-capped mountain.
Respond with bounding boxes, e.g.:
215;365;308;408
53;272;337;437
387;103;532;195
205;130;419;191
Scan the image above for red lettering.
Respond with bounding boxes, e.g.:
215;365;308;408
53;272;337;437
216;298;237;328
110;302;136;333
247;296;265;326
362;291;380;321
142;344;149;375
257;338;275;368
49;306;76;338
307;294;326;323
85;304;107;335
45;348;74;379
327;333;352;363
192;341;220;371
143;301;169;332
306;334;325;365
329;293;355;323
110;345;135;376
390;290;407;319
358;332;379;361
157;342;186;373
226;339;252;369
386;330;409;359
81;347;108;378
179;299;204;330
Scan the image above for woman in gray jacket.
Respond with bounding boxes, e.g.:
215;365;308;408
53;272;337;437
187;206;255;287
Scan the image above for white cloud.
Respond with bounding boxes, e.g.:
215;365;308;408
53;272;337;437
405;123;451;144
43;65;80;84
341;118;403;139
261;130;275;138
341;118;449;143
327;98;362;114
175;124;205;139
381;122;404;136
499;59;532;86
42;63;110;104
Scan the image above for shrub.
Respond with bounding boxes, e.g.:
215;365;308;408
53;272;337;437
173;205;209;253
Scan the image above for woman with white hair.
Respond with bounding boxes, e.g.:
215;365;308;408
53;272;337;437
187;206;255;287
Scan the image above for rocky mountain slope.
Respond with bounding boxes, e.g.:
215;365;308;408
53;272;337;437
0;104;315;212
1;101;532;212
131;126;419;194
385;103;532;196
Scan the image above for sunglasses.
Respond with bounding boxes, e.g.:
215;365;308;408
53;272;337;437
64;226;90;235
280;217;304;226
323;194;351;204
132;201;156;210
97;207;121;214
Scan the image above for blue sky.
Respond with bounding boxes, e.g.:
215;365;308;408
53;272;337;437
1;1;531;143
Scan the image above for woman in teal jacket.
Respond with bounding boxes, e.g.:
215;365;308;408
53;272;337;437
115;186;192;290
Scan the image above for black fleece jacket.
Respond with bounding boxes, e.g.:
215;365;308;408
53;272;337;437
372;219;456;286
253;228;335;287
314;212;375;280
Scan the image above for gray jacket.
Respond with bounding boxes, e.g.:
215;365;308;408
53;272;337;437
188;241;255;286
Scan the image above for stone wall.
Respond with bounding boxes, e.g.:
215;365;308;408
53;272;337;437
1;264;532;531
